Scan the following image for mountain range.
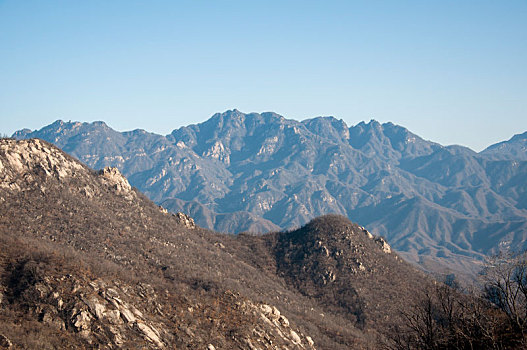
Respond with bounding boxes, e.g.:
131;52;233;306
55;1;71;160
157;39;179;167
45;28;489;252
0;138;439;348
13;110;527;275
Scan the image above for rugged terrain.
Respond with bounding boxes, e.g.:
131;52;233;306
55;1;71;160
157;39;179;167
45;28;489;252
14;110;527;275
0;138;438;348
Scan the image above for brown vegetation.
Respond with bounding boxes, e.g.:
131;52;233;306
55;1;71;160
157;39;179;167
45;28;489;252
384;253;527;349
0;138;524;349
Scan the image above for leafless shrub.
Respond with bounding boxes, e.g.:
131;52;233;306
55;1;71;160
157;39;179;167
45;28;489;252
482;251;527;346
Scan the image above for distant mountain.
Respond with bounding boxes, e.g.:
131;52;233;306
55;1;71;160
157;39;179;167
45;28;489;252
481;131;527;160
13;111;527;275
0;138;436;348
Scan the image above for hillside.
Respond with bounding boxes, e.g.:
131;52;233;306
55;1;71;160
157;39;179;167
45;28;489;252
481;131;527;160
13;111;527;275
0;138;439;349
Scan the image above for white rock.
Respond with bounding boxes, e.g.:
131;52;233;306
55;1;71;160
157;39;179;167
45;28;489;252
135;321;164;348
290;330;302;345
174;212;196;229
306;335;315;347
90;300;106;319
271;306;280;317
120;307;136;323
73;310;92;330
375;237;391;253
278;315;290;327
98;167;132;194
105;309;123;325
260;304;273;315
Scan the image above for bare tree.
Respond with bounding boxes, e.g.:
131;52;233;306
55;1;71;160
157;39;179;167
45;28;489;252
482;251;527;345
383;282;513;350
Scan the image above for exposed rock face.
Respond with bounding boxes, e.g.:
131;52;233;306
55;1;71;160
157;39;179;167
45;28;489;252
98;166;134;199
375;237;391;254
173;212;196;229
135;321;164;348
0;139;137;202
255;303;315;349
1;262;319;349
0;138;84;192
9;273;171;348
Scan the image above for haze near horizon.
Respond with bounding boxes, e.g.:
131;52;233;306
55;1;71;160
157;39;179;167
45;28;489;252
1;1;526;151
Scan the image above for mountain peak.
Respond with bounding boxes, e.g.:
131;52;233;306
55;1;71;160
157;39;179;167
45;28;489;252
10;112;527;279
280;215;391;256
217;108;245;119
271;214;428;326
481;130;527;160
206;109;247;126
356;119;381;127
92;120;109;128
50;119;65;126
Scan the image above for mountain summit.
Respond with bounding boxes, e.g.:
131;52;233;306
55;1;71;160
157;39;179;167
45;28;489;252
481;131;527;160
13;110;527;275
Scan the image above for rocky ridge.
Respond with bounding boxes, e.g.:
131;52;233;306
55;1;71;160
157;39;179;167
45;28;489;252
4;262;315;349
0;138;84;192
0;139;320;348
0;138;438;348
13;112;527;276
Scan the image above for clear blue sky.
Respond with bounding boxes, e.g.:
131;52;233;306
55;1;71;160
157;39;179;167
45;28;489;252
1;0;526;151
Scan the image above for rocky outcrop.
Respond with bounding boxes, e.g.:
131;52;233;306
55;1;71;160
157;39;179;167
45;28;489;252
271;215;434;330
375;237;391;254
173;212;196;229
360;226;391;253
98;167;134;199
0;139;137;202
0;138;84;192
253;303;315;349
11;273;170;349
3;265;319;349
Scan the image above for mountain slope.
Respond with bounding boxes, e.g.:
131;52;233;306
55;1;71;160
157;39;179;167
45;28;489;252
13;112;527;275
0;138;438;349
481;131;527;160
